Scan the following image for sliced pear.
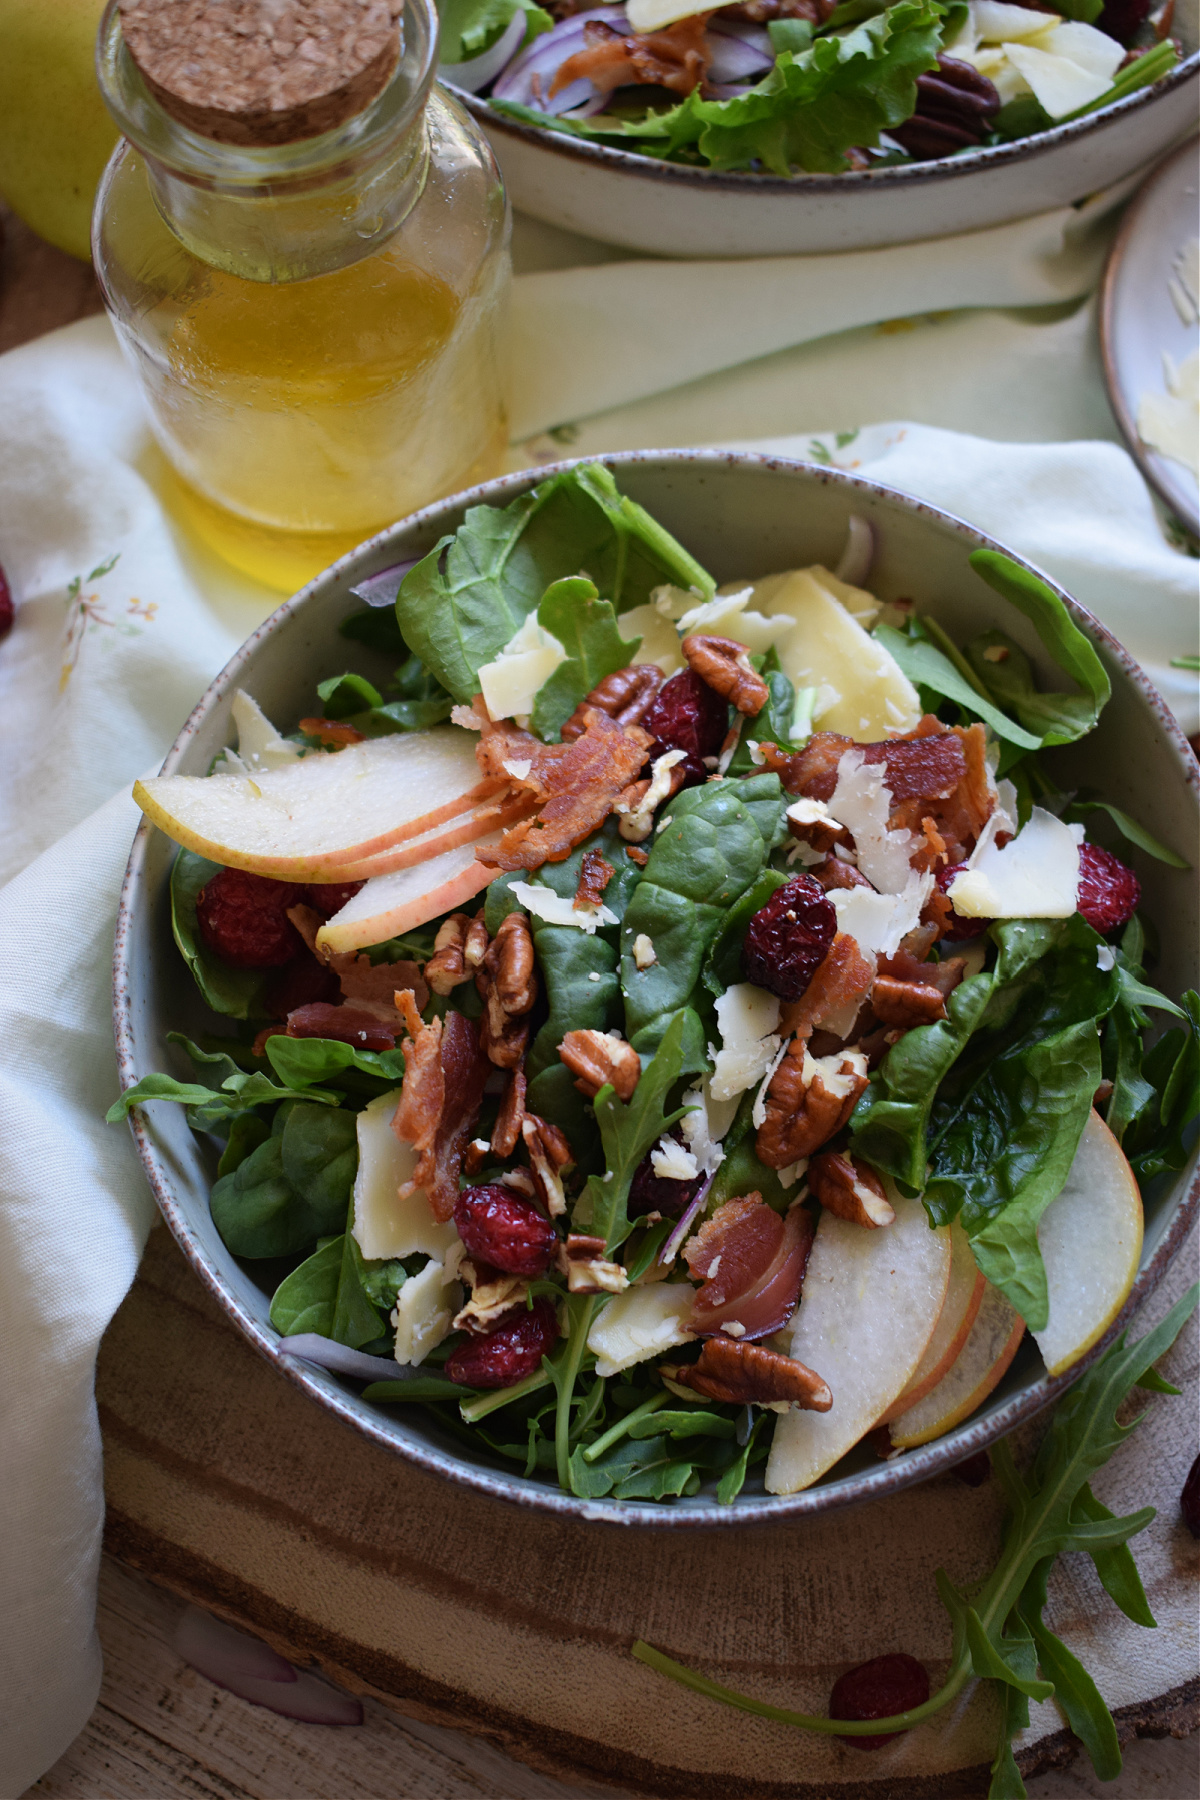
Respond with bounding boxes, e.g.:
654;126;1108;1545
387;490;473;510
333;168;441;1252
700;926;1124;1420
350;1090;460;1263
748;569;921;741
889;1281;1024;1449
317;836;501;954
1032;1109;1142;1378
878;1223;985;1424
134;728;491;879
316;792;537;883
765;1189;951;1495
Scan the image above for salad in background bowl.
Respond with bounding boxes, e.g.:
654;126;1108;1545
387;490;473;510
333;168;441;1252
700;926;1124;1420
111;451;1199;1520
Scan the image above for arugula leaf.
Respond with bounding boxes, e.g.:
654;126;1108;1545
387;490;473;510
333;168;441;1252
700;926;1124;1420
569;1433;700;1501
493;1;944;175
717;1414;768;1505
364;1374;471;1402
530;578;642;743
631;1285;1198;1779
584;1008;692;1255
317;671;383;717
1063;799;1190;870
967;551;1110;744
170;849;271;1019
395;463;714;703
106;1034;341;1126
874;623;1043;750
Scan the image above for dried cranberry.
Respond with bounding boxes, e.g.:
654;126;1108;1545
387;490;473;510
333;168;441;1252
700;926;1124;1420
1096;0;1151;43
643;669;728;774
935;863;989;940
264;954;340;1020
830;1653;930;1750
454;1184;558;1278
1077;842;1141;936
304;880;364;918
0;562;13;641
741;875;836;1001
628;1134;707;1220
445;1296;559;1388
1182;1453;1200;1538
285;1001;395;1051
196;868;304;967
953;1449;992;1488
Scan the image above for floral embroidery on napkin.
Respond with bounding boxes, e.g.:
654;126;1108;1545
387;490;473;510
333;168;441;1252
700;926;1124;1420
59;554;159;690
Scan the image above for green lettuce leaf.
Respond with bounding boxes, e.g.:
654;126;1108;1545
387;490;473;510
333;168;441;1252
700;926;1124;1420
395;462;714;703
437;0;550;64
530;577;643;742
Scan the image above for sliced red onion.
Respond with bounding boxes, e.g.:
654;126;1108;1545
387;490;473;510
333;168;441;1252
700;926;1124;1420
661;1172;715;1265
439;11;527;93
348;559;417;608
278;1333;399;1380
707;22;773;83
834;514;875;587
175;1607;364;1725
492;8;628;111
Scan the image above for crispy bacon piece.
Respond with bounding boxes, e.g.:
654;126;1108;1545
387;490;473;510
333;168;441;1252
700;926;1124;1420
297;717;366;748
286;903;428;1021
393;1000;489;1222
809;855;872;893
549;13;712;102
766;720;965;806
684;1195;814;1340
477;710;652;872
575;848;615;909
665;1337;832;1410
780;931;876;1041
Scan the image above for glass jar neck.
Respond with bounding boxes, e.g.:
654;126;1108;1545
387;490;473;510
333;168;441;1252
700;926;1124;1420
95;0;438;282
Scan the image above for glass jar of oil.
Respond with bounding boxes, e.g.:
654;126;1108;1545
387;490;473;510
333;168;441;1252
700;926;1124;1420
92;0;510;591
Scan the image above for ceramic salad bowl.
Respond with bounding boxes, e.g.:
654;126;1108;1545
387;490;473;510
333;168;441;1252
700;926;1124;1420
440;3;1198;256
112;450;1199;1524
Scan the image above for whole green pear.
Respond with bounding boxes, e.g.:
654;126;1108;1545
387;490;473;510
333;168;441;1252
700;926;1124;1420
0;0;119;261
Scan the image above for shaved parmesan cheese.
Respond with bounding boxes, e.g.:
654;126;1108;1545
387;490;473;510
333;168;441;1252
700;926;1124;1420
230;689;303;771
1002;38;1115;116
786;796;834;828
351;1090;461;1262
831;872;933;959
827;749;918;895
502;757;532;782
477;613;566;722
1038;18;1124;77
510;881;619;933
752;1036;790;1128
677;587;795;656
973;1;1060;40
679;1084;728;1176
616;603;686;675
651;1137;701;1181
709;983;782;1102
586;1284;696;1378
948;807;1082;918
392;1257;463;1366
803;1046;869;1100
807;565;881;626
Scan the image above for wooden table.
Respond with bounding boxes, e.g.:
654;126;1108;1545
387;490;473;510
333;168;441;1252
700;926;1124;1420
3;200;1197;1800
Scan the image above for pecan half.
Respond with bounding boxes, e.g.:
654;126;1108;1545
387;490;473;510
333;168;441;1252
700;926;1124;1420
522;1112;573;1217
664;1338;831;1411
476;910;538;1068
889;53;1001;160
558;1028;641;1101
809;1151;895;1228
682;633;768;717
557;1233;630;1294
756;1044;870;1168
870;975;950;1030
491;1066;527;1159
575;848;615;909
560;664;662;741
425;911;489;996
614;747;688;843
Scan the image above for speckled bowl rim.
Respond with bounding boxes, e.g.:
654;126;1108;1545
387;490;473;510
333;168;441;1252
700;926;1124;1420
448;51;1198;196
1099;133;1200;541
113;449;1200;1529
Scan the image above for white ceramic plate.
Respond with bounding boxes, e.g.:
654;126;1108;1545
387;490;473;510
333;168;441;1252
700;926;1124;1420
445;7;1199;257
1101;133;1200;540
112;451;1200;1525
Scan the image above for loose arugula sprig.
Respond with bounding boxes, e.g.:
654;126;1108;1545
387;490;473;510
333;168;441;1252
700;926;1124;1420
632;1285;1197;1798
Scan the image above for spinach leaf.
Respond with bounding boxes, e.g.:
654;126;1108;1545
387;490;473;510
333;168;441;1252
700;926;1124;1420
317;671;383;717
364;1375;473;1402
703;867;790;996
264;1034;406;1088
874;624;1043;751
211;1102;357;1258
170;849;270;1019
717;1413;768;1504
339;604;406;654
530;578;643;742
331;1229;392;1350
727;648;796;774
394;462;714;703
316;665;453;737
279;1102;359;1215
1122;990;1200;1183
269;1236;343;1335
217;1112;271;1176
966;550;1111;744
621;779;777;1058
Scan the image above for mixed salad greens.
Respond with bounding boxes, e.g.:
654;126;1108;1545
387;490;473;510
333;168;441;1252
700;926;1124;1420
111;461;1198;1517
436;0;1182;175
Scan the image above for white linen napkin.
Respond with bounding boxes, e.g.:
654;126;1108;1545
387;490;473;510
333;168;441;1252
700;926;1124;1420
1;200;1197;1794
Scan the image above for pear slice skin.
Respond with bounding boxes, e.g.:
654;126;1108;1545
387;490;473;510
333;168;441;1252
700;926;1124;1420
1032;1108;1143;1378
888;1281;1025;1449
316;836;501;955
316;793;537;883
765;1188;951;1495
877;1222;985;1425
134;729;494;879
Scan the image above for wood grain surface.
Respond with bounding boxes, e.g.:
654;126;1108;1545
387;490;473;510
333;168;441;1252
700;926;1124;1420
91;1224;1199;1799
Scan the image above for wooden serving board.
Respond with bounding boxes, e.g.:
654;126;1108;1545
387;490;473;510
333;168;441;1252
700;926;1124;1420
96;1224;1199;1799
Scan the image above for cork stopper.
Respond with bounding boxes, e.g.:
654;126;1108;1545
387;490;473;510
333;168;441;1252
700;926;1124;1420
118;0;406;146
